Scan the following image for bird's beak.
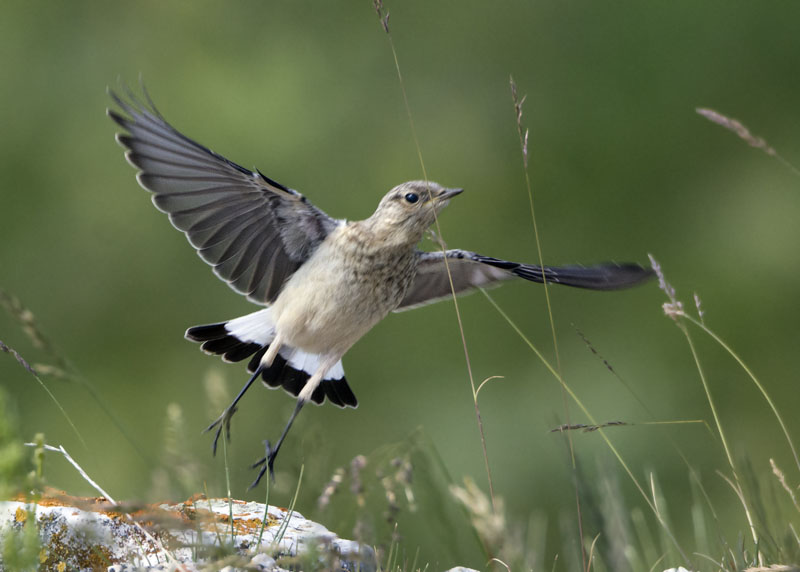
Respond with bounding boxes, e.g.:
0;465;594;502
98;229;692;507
437;187;464;201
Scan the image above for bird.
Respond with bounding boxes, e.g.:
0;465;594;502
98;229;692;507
108;87;653;487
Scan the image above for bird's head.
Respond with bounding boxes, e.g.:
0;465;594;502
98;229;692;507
367;181;463;245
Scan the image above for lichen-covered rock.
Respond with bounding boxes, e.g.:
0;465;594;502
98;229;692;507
0;492;375;571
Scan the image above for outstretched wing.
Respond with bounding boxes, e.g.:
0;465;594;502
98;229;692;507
395;249;653;311
108;88;340;305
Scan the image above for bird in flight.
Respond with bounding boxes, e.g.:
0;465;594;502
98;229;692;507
109;88;652;487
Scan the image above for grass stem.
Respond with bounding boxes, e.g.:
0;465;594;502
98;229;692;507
373;0;496;513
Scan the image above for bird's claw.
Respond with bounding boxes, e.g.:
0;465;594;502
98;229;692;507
248;441;277;489
203;406;237;456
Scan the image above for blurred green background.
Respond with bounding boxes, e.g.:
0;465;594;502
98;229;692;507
1;1;799;569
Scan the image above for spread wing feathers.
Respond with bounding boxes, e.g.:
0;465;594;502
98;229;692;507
395;249;653;311
108;88;339;305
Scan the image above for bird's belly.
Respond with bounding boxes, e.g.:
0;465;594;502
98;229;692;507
271;252;407;355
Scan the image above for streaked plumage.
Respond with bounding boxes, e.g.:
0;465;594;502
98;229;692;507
109;88;653;486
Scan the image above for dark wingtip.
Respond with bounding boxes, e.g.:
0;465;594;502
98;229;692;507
107;109;129;129
610;263;656;289
579;262;657;290
506;260;657;291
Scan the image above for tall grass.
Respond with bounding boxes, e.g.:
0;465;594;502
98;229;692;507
364;6;800;571
2;4;799;571
372;0;498;519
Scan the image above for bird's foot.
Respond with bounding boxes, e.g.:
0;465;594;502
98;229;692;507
248;441;277;489
203;406;237;456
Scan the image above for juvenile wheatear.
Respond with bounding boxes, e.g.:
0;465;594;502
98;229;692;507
109;89;652;487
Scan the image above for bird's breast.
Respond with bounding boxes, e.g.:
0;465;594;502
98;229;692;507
270;226;417;354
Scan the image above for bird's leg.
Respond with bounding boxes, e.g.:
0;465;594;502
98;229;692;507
249;355;338;488
249;399;305;489
204;366;262;455
204;335;284;456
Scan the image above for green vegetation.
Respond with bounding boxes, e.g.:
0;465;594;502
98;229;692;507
1;2;799;570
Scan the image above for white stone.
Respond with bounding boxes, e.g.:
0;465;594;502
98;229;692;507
0;495;375;571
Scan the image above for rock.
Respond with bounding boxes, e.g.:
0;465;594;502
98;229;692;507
0;491;376;571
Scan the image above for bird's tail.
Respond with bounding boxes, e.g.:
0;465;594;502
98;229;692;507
186;309;357;408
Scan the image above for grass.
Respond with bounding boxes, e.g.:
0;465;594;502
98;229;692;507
3;254;800;570
364;7;800;571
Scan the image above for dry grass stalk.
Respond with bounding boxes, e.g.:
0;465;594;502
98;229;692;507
696;108;800;176
0;339;38;377
510;77;529;169
697;108;776;155
550;421;628;433
372;0;389;33
770;458;800;512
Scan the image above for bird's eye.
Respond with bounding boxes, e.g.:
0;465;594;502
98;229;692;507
404;192;419;204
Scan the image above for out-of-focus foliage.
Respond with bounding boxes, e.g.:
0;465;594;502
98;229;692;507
0;387;27;499
1;2;799;568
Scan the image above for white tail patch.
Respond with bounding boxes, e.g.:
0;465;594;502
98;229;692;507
225;308;275;344
226;309;345;383
279;346;345;382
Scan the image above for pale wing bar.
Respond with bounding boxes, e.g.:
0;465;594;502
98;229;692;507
395;249;653;311
108;89;338;305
